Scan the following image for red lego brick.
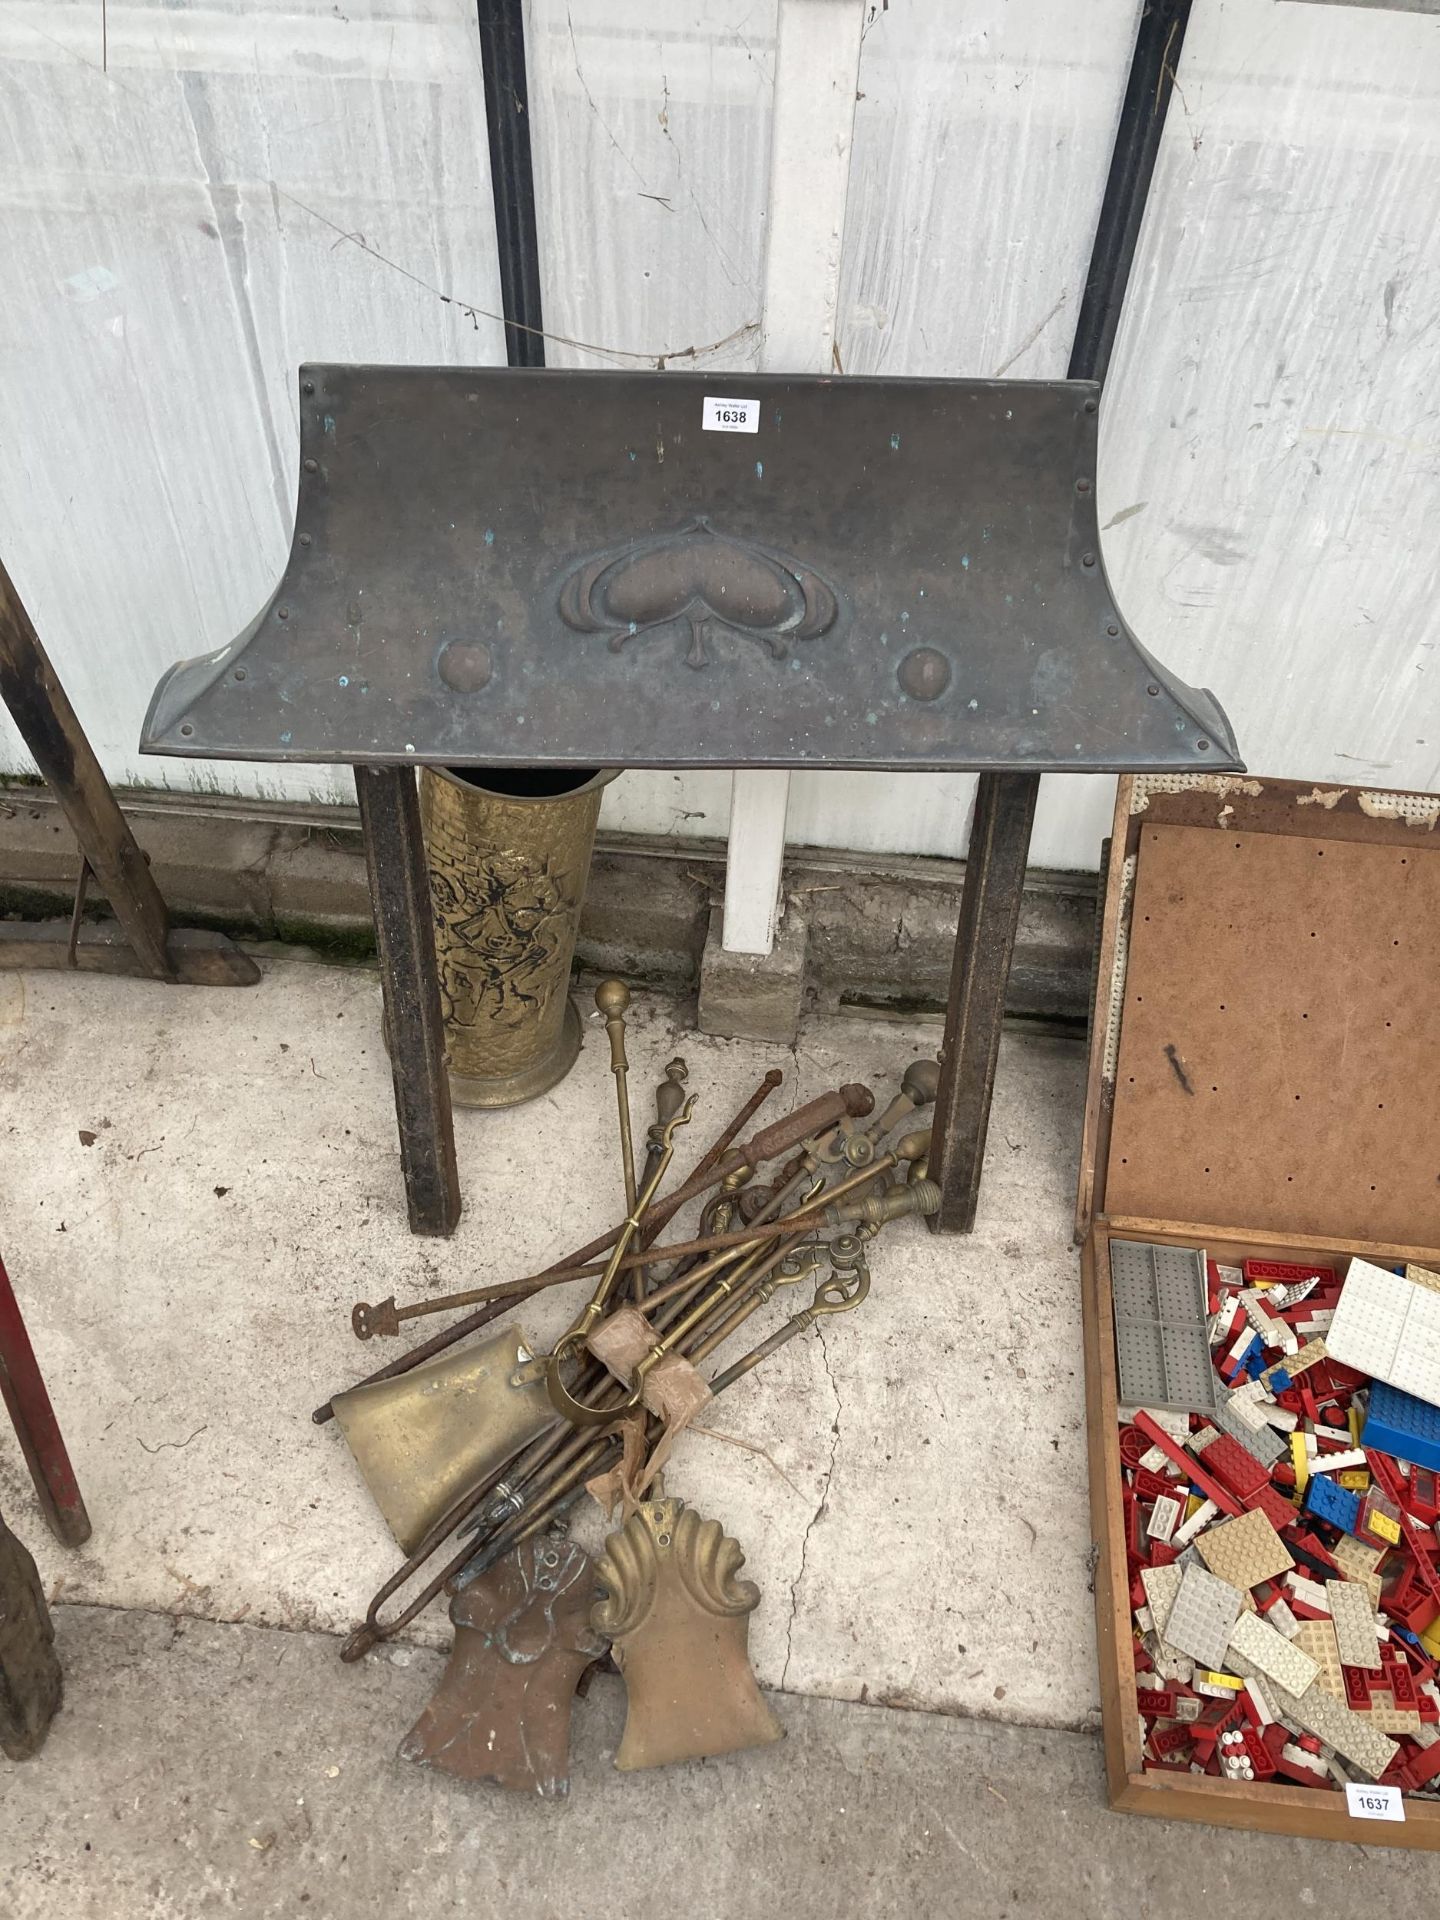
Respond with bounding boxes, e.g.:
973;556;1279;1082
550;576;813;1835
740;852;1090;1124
1138;1686;1178;1720
1202;1433;1272;1502
1244;1482;1300;1533
1133;1412;1242;1517
1150;1723;1192;1759
1244;1260;1336;1286
1343;1666;1373;1712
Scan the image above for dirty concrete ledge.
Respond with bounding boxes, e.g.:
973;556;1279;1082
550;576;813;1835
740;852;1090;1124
7;1604;1429;1920
0;780;1099;1022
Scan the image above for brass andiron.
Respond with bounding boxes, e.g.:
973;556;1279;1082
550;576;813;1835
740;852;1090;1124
419;766;619;1108
399;1537;605;1795
594;1498;782;1771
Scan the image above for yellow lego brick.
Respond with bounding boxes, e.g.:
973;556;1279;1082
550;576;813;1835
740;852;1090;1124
1348;1408;1362;1447
1371;1511;1403;1546
1196;1669;1244;1690
1290;1432;1309;1496
1421;1616;1440;1661
1337;1469;1370;1493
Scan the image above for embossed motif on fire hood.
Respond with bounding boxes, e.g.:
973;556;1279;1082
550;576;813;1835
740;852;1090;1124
557;516;840;669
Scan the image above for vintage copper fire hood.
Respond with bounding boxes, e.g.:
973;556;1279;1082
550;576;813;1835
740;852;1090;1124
140;365;1241;1243
142;367;1237;775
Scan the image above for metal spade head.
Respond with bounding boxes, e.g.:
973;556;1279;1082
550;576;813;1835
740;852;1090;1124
330;1325;553;1553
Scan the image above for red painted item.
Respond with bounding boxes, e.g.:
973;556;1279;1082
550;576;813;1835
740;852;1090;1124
0;1253;90;1546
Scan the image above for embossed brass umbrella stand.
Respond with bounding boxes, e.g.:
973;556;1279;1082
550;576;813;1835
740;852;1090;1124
418;765;619;1107
312;987;943;1792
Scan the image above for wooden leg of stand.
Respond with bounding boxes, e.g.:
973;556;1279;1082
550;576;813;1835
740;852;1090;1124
928;770;1040;1235
0;559;174;982
355;766;461;1238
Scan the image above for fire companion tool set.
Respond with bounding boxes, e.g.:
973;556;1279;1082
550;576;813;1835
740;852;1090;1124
315;982;938;1794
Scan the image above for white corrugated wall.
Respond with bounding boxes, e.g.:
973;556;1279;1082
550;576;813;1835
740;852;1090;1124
2;0;1437;868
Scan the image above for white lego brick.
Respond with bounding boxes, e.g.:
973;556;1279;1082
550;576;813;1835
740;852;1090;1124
1326;1581;1382;1671
1135;1605;1154;1635
1261;1676;1399;1780
1140;1563;1183;1640
1225;1381;1271;1429
1188;1425;1220;1454
1265;1598;1301;1639
1193;1677;1238;1700
1285;1572;1330;1615
1296;1312;1334;1336
1137;1443;1171;1474
1215;1265;1244;1289
1210;1297;1242;1346
1327;1259;1440;1405
1262;1406;1299;1433
1225;1328;1259;1370
1165;1565;1245;1671
1310;1447;1368;1476
1239;1288;1299;1355
1245;1678;1274;1727
1139;1407;1192;1444
1275;1276;1322;1313
1173;1498;1218;1549
1228;1608;1321;1697
1148;1493;1182;1544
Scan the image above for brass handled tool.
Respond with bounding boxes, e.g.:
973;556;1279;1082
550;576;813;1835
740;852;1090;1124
867;1059;940;1144
316;1069;785;1419
342;1204;882;1658
350;1125;933;1343
543;1096;697;1397
594;980;638;1215
453;1242;873;1599
640;1057;689;1204
709;1236;871;1392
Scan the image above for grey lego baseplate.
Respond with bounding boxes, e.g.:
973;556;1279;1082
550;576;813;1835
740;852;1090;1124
1111;1240;1218;1413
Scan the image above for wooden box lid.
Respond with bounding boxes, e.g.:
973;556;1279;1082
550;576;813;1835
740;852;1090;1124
1078;774;1440;1248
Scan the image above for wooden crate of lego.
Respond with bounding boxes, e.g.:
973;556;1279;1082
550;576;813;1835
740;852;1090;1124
1077;772;1440;1849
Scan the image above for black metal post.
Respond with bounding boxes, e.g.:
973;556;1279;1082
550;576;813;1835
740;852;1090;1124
356;767;462;1238
930;0;1194;1233
477;0;546;368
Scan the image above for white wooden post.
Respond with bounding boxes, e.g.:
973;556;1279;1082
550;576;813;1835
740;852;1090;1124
721;0;866;955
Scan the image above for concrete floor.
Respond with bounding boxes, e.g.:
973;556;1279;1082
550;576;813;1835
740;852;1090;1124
1;956;1432;1912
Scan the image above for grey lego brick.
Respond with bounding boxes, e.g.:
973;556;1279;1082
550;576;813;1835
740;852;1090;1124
1212;1393;1287;1467
1110;1240;1218;1414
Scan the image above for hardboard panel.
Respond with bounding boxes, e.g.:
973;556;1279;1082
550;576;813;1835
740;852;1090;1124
1104;822;1440;1245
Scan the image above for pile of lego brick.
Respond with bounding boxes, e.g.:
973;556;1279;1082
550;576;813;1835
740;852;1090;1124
1116;1248;1440;1797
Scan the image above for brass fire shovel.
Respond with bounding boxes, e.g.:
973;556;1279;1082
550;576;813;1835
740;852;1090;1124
594;1497;782;1770
330;1326;554;1553
399;1537;606;1796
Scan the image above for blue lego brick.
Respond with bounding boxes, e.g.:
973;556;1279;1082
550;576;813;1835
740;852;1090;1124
1363;1380;1440;1474
1268;1367;1293;1393
1304;1474;1362;1534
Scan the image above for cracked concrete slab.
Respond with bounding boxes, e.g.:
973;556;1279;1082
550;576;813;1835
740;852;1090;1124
0;955;1093;1733
7;1608;1435;1920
